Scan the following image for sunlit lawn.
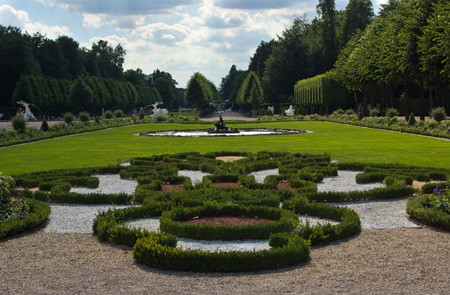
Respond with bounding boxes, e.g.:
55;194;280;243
1;121;449;175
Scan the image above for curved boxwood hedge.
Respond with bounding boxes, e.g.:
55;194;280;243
159;204;297;240
132;232;310;272
0;199;51;238
284;197;361;245
406;196;450;230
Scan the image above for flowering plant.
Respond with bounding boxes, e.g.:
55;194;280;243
0;174;31;223
430;185;450;214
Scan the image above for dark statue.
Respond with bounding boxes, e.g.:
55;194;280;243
214;114;229;131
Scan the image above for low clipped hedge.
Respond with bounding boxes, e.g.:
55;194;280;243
34;190;132;204
305;185;417;203
93;202;310;272
159;204;297;240
132;232;310;272
421;182;450;194
284;197;361;245
0;199;51;238
406;196;450;230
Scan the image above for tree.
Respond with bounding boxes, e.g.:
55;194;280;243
123;68;146;87
220;65;247;105
90;40;126;79
317;0;338;69
185;72;216;111
248;40;275;80
236;71;264;111
154;77;176;110
56;36;86;78
341;0;375;46
69;77;94;113
0;26;38;107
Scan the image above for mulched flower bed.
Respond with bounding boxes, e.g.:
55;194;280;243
183;215;274;226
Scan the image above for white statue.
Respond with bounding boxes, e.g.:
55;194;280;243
151;102;168;118
17;101;36;120
267;106;274;114
285;105;295;117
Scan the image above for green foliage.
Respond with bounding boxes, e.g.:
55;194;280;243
63;112;74;125
407;195;450;231
430;107;447;123
0;174;50;237
40;119;49;131
78;111;90;123
385;108;399;118
11;116;26;133
104;110;113;119
185;72;218;111
236;71;264;110
294;72;348;109
114;109;124;118
407;113;416;126
132;232;310;272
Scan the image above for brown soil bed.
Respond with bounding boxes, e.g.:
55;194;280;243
183;215;274;226
212;182;240;188
162;184;184;192
277;182;293;191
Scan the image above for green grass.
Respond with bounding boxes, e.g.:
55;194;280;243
1;121;449;175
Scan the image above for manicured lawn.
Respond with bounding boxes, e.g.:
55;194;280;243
1;121;449;175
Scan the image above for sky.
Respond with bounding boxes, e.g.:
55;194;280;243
0;0;388;88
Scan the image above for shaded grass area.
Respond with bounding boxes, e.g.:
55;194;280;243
1;121;449;175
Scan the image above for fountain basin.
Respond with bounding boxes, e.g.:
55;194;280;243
136;128;310;137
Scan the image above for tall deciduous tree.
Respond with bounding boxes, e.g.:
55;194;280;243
341;0;375;46
154;77;177;110
236;71;264;111
185;72;216;111
317;0;338;69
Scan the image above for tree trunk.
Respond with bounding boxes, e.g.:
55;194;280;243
353;90;358;111
389;83;395;108
381;84;386;114
419;83;425;121
429;89;434;110
404;82;411;120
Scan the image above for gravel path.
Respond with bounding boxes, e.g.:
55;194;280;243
2;171;449;294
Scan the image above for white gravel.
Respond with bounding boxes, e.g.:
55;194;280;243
178;170;212;184
249;169;279;183
70;174;138;195
44;170;418;252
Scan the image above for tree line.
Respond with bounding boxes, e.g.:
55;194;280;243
332;0;450;118
0;26;183;118
217;0;375;111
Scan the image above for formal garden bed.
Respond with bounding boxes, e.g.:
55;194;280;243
6;151;449;271
0;175;51;238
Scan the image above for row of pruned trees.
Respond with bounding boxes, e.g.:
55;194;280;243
333;0;450;119
12;75;161;116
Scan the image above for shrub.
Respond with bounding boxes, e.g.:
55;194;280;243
345;109;355;115
369;108;379;117
40;119;49;132
407;113;416;126
114;109;124;118
430;107;447;123
104;110;113;119
11;116;26;133
63;112;74;126
78;111;90;123
385;108;399;118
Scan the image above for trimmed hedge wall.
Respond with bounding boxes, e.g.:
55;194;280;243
132;232;310;272
406;196;450;230
159;204;297;240
305;185;417;203
34;191;131;204
0;199;51;238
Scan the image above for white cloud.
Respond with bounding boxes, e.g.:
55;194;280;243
131;23;190;45
82;13;146;29
23;22;71;39
0;5;29;27
213;0;300;10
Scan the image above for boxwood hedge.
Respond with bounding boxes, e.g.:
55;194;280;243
0;199;51;238
406;196;450;230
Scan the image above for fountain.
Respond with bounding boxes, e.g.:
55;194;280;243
209;100;239;133
150;102;168;118
136;100;311;137
285;105;295;117
16;101;37;120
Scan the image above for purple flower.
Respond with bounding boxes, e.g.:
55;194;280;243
20;216;24;220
